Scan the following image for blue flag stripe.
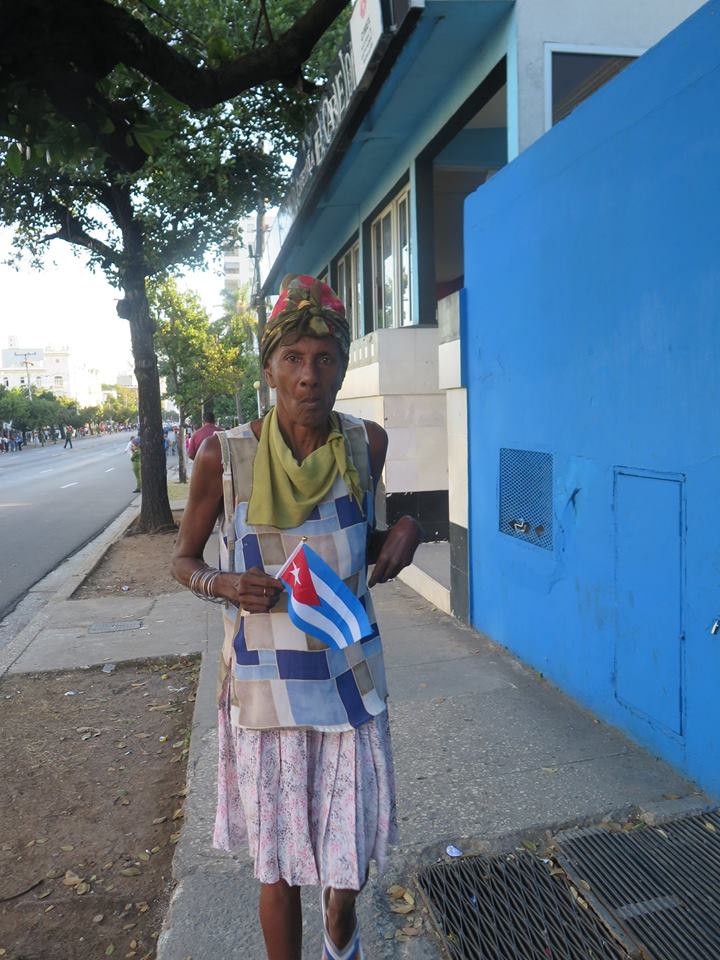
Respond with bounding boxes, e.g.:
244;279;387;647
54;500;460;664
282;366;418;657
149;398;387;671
308;575;368;645
311;571;371;642
304;547;373;634
286;597;347;649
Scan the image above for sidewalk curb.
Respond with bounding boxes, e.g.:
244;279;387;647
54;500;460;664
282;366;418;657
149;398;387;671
0;500;140;679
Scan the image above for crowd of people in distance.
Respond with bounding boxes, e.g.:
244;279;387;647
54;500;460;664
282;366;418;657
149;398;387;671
0;422;135;453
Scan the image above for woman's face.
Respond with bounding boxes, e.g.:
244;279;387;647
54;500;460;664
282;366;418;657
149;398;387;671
264;335;346;428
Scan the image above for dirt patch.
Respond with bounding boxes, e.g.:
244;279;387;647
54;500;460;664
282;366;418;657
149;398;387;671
0;657;199;960
74;512;184;599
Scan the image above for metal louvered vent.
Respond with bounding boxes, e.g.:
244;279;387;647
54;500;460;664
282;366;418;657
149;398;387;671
554;809;720;960
499;448;553;550
416;852;629;960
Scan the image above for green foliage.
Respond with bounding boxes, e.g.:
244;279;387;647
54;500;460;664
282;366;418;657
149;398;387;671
100;385;139;424
0;0;351;283
211;282;262;423
0;0;348;527
0;383;137;431
152;277;237;418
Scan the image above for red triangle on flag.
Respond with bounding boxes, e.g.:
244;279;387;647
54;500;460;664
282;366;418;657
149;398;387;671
280;544;321;606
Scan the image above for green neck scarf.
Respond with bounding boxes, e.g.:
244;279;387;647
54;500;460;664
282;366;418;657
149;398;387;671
246;407;364;529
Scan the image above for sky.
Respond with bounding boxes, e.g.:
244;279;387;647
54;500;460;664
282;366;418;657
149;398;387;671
0;227;231;383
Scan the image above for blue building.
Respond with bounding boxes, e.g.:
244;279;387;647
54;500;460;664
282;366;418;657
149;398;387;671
260;0;716;793
464;1;720;796
262;0;701;617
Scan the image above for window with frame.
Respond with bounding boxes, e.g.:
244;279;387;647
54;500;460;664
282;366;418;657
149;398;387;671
335;240;361;341
551;50;636;125
371;188;412;329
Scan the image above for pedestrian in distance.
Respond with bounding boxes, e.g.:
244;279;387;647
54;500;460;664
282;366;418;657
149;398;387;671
187;408;223;460
171;275;424;960
63;426;73;449
126;436;142;492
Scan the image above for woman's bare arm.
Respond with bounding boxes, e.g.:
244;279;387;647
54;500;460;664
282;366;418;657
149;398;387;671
170;434;283;613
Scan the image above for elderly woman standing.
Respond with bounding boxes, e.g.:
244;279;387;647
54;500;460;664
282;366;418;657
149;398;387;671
171;276;423;960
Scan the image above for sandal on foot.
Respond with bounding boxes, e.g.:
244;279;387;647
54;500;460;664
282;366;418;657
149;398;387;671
321;886;364;960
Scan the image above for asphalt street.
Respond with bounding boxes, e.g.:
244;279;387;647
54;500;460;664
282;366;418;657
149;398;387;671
0;433;139;618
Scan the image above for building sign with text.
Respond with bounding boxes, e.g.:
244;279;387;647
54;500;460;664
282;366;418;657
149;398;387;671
263;0;386;276
262;0;424;284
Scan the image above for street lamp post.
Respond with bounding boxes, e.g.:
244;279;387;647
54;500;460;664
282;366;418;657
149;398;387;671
14;351;37;400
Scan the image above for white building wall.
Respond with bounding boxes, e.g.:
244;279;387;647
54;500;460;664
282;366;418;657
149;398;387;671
515;0;705;153
336;327;447;498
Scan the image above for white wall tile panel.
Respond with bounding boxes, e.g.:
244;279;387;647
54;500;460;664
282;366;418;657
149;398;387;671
438;339;462;390
447;387;469;526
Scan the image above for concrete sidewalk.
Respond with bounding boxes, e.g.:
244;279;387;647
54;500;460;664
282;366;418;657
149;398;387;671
0;515;708;959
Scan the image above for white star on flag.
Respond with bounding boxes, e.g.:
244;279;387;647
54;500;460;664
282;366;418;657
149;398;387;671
290;563;301;585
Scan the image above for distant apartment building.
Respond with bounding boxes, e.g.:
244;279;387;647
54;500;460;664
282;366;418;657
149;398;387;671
1;336;104;407
223;212;276;295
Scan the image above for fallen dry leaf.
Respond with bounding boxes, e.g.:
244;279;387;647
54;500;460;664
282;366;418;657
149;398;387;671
120;867;141;877
390;903;414;915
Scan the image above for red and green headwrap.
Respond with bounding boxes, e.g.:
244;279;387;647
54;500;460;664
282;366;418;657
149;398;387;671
260;274;351;367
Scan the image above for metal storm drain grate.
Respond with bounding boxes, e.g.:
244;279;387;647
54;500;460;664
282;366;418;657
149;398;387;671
88;619;144;634
416;852;629;960
554;809;720;960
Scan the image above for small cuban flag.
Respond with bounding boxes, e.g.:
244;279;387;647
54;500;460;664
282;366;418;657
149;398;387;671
277;540;373;649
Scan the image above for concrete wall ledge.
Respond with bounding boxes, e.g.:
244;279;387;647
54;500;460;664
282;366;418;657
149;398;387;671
397;563;452;616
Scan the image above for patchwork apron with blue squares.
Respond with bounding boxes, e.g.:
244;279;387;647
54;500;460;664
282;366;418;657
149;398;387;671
216;413;389;731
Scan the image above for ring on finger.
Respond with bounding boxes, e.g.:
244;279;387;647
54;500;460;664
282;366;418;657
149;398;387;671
263;587;267;597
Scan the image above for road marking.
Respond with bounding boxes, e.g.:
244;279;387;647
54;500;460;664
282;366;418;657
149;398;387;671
0;502;32;508
38;469;53;474
105;467;115;472
60;482;79;489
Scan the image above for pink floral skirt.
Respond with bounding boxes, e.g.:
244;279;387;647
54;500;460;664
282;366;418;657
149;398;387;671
213;682;398;889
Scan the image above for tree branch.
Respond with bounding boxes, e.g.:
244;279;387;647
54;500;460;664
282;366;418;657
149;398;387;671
2;0;349;111
43;203;121;269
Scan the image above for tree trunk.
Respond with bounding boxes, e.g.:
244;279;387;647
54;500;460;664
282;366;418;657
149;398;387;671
177;405;187;485
118;262;174;532
254;196;271;416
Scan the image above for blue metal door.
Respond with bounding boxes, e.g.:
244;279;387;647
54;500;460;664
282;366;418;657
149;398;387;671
614;470;684;736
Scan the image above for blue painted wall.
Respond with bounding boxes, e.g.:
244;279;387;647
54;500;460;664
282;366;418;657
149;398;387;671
464;1;720;796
